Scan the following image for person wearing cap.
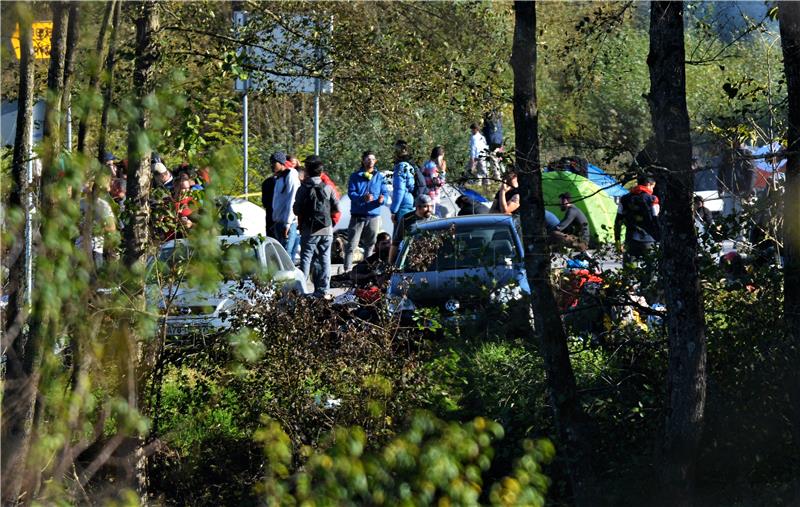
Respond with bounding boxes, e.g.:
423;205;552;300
152;161;174;191
551;192;590;251
103;152;120;178
293;155;340;296
390;194;436;263
271;151;301;260
344;150;390;272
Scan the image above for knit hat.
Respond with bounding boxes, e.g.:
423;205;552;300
270;151;287;165
415;194;433;207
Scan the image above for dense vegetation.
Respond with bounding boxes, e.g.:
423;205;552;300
1;1;797;506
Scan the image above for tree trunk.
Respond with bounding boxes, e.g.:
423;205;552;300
62;2;80;152
124;3;160;501
124;1;159;268
98;0;122;162
41;2;69;164
778;2;800;502
510;3;599;506
647;3;707;506
77;0;115;154
1;6;36;503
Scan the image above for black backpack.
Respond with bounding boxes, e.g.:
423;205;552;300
410;163;427;199
301;182;331;231
620;192;660;241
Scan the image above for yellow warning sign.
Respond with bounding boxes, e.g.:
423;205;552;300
11;22;54;60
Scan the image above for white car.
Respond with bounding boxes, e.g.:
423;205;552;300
148;235;309;337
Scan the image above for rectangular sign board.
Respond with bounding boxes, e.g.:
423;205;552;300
11;22;54;59
234;12;333;95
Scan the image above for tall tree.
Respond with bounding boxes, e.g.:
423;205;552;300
61;2;80;151
510;2;599;506
41;1;69;169
778;2;800;502
1;5;36;504
647;2;707;505
97;0;122;162
77;0;115;154
124;0;159;268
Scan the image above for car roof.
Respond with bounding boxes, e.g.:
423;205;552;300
160;235;277;250
413;213;517;232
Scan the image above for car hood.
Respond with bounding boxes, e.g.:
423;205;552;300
149;280;267;313
389;265;529;303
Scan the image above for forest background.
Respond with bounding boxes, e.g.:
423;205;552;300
0;2;796;507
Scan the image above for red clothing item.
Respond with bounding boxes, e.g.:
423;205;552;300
630;185;660;205
320;172;342;225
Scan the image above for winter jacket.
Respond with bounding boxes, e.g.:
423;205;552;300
391;161;416;216
347;169;389;217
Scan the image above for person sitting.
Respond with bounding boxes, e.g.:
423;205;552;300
390;194;436;263
550;192;589;251
693;195;713;227
456;195;489;216
350;232;392;288
489;169;520;215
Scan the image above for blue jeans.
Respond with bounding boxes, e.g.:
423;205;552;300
299;234;333;296
274;222;300;261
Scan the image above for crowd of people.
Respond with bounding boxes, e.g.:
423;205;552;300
77;151;211;268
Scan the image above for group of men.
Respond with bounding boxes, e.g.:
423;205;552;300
259;143;443;297
260;151;341;297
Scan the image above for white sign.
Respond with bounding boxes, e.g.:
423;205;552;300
1;99;46;147
234;12;333;95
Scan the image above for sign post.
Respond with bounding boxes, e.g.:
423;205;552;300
233;13;332;162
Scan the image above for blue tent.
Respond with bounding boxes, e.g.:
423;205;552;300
586;164;628;198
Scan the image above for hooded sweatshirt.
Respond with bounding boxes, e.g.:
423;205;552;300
272;168;301;225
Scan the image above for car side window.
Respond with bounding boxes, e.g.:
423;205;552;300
265;243;291;272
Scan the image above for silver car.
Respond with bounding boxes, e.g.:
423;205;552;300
148;235;309;337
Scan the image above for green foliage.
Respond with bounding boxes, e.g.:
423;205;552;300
258;411;553;506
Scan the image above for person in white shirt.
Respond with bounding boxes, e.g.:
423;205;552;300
468;123;489;188
271;151;301;261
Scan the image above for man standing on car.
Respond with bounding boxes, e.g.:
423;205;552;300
390;194;436;263
344;150;389;272
293;156;340;297
271;151;301;261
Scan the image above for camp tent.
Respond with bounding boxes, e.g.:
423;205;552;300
586;163;628;199
542;171;617;245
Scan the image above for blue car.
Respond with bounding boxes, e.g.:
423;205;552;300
388;214;531;323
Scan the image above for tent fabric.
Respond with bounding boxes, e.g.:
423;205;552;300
586;164;628;198
541;171;618;244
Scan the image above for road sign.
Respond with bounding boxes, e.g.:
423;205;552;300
233;13;333;94
11;22;54;59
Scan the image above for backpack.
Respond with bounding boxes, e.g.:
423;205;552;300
410;163;427;199
301;182;331;231
620;192;660;241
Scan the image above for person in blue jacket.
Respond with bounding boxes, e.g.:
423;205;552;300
391;140;416;222
344;150;390;272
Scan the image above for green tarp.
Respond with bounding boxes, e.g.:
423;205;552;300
542;171;617;244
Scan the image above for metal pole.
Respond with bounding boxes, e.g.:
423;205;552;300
24;113;34;307
66;106;72;152
313;81;320;155
243;89;249;195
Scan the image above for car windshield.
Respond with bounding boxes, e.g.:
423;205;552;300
399;223;519;273
153;241;266;279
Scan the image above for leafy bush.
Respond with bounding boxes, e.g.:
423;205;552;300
258;411;554;506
